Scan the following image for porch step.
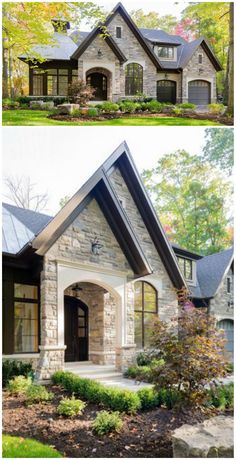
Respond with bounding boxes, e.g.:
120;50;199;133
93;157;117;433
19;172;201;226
64;363;123;380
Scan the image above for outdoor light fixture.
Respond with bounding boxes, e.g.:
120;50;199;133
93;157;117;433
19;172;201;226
91;236;103;255
164;73;169;79
97;49;103;58
72;284;83;298
198;68;204;74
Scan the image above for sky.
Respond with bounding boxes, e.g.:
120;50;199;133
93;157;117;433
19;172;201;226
3;126;210;216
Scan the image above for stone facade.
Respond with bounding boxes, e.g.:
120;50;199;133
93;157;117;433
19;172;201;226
209;267;234;320
182;45;217;103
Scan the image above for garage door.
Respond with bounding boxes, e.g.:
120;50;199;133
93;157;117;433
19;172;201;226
217;319;234;355
188;80;210;105
157;80;176;104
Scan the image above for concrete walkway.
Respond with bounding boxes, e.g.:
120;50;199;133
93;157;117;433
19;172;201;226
65;362;152;392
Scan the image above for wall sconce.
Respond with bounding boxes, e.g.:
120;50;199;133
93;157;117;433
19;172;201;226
97;49;103;59
72;284;83;298
164;73;169;79
91;236;103;255
198;68;204;74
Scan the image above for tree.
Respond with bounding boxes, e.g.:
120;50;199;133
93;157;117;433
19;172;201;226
2;2;105;97
130;9;177;33
150;289;227;406
4;175;48;212
226;3;234;115
68;79;95;105
142;150;232;254
203;128;233;174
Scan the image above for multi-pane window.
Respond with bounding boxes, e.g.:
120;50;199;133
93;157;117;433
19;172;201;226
32;69;44;96
14;284;39;353
125;63;143;96
116;26;122;38
134;281;157;349
158;46;174;59
177;257;193;281
47;69;69;95
72;69;78;84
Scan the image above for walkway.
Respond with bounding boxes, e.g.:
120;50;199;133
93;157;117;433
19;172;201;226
65;362;153;392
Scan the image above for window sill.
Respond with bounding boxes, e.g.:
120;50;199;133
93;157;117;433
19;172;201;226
3;353;40;359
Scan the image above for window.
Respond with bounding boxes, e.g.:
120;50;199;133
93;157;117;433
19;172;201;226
227;276;232;293
14;284;39;353
72;69;78;84
198;54;203;64
32;69;44;96
134;281;157;349
177;257;193;281
116;26;122;38
158;46;174;59
47;69;69;96
125;63;143;96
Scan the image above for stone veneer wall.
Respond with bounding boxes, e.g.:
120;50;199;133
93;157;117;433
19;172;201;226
182;45;217;103
209;268;234;319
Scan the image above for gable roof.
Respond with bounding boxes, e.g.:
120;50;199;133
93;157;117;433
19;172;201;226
3;202;52;234
2;204;35;255
19;32;77;61
71;2;162;69
178;37;222;71
140;28;186;45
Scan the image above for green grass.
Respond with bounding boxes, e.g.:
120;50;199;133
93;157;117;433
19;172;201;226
2;435;63;458
2;109;221;126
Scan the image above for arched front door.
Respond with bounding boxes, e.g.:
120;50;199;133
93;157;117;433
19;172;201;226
87;73;107;100
188;80;210;105
157;80;176;104
64;296;89;362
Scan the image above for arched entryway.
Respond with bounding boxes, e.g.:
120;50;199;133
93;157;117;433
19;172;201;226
86;67;112;101
188;80;210;104
64;295;89;362
157;80;176;104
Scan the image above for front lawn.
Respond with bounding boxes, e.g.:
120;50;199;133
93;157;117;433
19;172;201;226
2;109;222;126
2;435;62;458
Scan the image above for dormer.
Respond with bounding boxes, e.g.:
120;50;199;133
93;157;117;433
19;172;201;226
51;19;70;34
172;244;203;287
154;45;178;61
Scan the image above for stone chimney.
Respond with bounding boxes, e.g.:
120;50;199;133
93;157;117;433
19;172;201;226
51;19;70;34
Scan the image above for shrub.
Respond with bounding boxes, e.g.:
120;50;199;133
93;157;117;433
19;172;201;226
207;383;234;410
52;371;141;414
26;384;53;405
158;388;181;409
173;107;183;115
136;350;160;366
57;395;86;417
144;100;162;113
87;107;99;117
70;109;81;118
137;388;159;410
93;411;123;435
177;102;196;110
2;98;20;109
124;365;152;382
98;101;119;113
208;103;225;114
119;101;139;113
16;96;67;106
226;362;234;374
68;79;95;105
7;376;32;395
2;360;34;387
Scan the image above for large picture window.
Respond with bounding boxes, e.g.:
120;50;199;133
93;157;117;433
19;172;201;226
32;69;44;96
47;68;69;96
125;63;143;96
134;281;157;349
14;284;39;353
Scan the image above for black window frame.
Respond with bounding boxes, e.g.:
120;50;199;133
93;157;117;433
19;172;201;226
198;54;203;64
177;257;193;281
125;63;143;96
46;68;69;96
13;283;40;354
227;276;232;293
116;26;122;38
134;281;158;349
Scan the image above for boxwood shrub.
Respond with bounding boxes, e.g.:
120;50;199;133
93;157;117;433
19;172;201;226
52;371;141;413
3;360;34;387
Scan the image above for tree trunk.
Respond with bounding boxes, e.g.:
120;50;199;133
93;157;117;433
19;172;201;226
2;38;9;98
226;3;234;116
9;45;15;98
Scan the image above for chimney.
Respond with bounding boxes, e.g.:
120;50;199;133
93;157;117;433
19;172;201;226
51;19;70;34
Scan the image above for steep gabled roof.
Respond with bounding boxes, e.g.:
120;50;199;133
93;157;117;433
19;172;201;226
140;28;185;45
71;2;162;69
2;204;35;255
178;37;222;71
19;32;77;61
31;141;185;288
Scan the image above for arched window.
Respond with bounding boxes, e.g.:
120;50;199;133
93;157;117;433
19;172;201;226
134;281;157;349
125;63;143;96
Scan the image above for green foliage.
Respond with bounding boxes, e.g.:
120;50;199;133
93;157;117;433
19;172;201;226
142;148;232;254
137;388;159;410
207;383;234;409
144;100;163;113
158;388;182;409
131;9;177;33
119;101;140;113
208;103;225;114
173;107;183;115
150;304;228;407
7;376;32;395
2;360;34;387
98;101;119;113
2;435;63;458
25;384;53;405
203;128;233;175
92;411;123;435
2;98;20;109
17;96;67;106
70;109;81;118
68;79;95;105
177;102;196;109
52;371;141;413
226;362;234;374
87;107;99;117
136;350;160;366
57;395;86;417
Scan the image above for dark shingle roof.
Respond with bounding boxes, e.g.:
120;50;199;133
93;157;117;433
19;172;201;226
195;248;234;298
140;28;186;45
19;32;77;61
2;203;53;254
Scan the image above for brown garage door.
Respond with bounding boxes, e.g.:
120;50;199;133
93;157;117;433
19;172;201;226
157;80;176;104
188;80;210;105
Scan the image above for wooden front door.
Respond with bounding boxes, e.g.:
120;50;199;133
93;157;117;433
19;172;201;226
87;73;107;100
64;296;89;362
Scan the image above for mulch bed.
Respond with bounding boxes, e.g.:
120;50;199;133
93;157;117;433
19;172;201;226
3;385;229;458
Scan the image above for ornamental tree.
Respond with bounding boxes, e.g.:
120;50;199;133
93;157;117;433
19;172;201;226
68;79;95;106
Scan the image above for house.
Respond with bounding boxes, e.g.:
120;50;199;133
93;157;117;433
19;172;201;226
19;2;222;105
2;142;233;380
173;244;234;359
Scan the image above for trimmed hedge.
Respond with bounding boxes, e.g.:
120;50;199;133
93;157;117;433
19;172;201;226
52;371;141;414
2;360;34;387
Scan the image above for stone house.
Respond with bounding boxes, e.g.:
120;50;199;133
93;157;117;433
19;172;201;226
19;2;222;104
2;142;233;378
173;244;234;360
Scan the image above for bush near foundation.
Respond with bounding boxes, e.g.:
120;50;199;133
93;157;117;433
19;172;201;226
7;376;32;395
207;383;234;410
26;384;53;405
93;410;123;435
52;371;141;414
3;360;34;387
57;395;86;416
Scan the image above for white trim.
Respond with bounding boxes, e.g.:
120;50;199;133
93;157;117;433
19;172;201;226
130;274;163;297
215;316;234;322
55;258;128;277
39;345;67;351
186;77;214;99
3;354;40;359
82;61;116;88
89;351;116;355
